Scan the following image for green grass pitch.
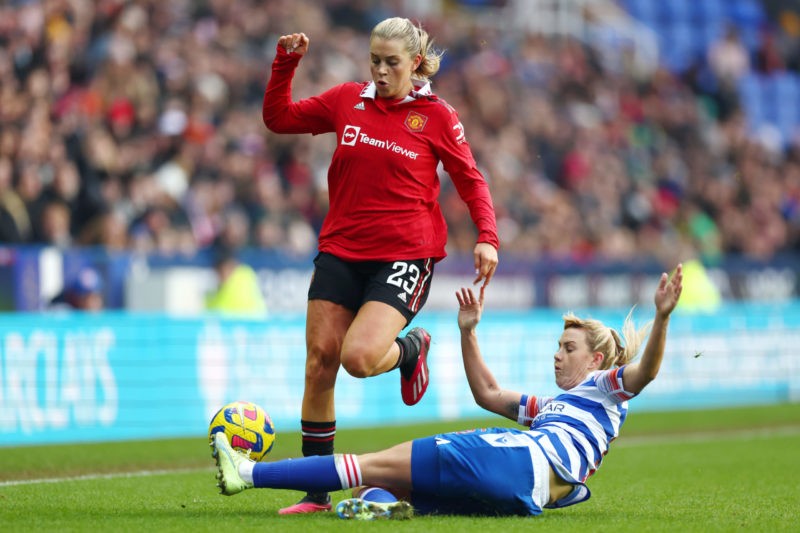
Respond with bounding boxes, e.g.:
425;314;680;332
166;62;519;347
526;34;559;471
1;403;798;532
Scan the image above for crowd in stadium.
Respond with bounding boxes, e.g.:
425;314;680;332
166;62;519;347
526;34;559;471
1;0;798;266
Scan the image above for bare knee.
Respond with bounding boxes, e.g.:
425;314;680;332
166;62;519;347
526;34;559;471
340;345;379;378
305;343;340;388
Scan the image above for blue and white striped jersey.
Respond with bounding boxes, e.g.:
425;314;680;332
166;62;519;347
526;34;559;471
517;365;635;507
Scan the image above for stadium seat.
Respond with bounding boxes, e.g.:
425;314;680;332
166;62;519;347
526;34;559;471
761;99;781;126
695;0;726;25
623;0;657;24
729;0;767;28
774;73;800;142
747;72;799;149
738;25;761;53
658;0;693;24
777;113;799;147
738;73;765;128
663;22;699;72
772;72;799;103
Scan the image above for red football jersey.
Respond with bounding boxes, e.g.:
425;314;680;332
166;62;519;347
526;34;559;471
263;47;498;262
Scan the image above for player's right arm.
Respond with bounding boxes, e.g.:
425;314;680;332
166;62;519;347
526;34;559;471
456;287;523;422
262;32;335;134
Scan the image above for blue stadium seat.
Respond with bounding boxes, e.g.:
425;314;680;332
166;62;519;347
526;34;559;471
623;0;657;24
738;73;764;127
695;0;726;24
738;73;760;98
664;22;701;71
761;98;781;125
728;0;767;28
687;22;712;57
777;112;799;146
761;81;798;149
659;0;693;24
757;75;783;124
738;25;762;53
661;45;695;73
772;72;799;104
773;74;800;137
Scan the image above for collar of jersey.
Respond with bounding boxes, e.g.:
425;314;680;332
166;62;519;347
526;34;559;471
360;80;432;103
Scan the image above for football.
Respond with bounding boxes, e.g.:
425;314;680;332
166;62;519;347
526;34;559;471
208;400;276;461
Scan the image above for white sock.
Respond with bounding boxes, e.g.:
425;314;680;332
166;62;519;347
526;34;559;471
238;460;255;483
334;454;363;488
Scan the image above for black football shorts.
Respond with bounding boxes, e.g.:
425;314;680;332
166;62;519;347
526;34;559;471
308;252;434;324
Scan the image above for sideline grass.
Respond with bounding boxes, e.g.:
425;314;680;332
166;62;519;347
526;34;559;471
1;403;799;532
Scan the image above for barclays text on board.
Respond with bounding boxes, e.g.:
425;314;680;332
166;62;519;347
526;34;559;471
1;327;117;435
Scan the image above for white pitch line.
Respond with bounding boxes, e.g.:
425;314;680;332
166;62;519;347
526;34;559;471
2;425;799;488
614;424;800;447
0;466;212;487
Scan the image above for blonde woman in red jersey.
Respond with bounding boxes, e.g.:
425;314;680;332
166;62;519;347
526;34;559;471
263;17;499;514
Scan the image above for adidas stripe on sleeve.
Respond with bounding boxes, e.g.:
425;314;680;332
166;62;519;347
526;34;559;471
594;365;635;403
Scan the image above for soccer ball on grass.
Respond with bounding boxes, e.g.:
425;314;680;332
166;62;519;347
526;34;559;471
208;400;276;461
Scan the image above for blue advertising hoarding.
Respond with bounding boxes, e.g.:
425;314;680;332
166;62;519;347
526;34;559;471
1;302;798;447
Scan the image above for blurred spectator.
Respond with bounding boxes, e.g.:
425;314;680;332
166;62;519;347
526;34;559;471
205;245;267;317
77;206;130;250
707;25;750;121
49;267;105;311
666;237;722;314
676;257;722;313
755;26;786;74
0;157;32;242
215;205;252;251
777;8;800;72
36;197;72;246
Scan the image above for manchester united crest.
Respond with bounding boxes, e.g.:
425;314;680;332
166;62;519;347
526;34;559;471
405;111;428;133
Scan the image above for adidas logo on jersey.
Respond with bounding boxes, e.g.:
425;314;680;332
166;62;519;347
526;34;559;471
397;292;407;302
354;102;365;110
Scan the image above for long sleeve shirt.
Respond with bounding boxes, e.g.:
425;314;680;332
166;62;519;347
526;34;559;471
263;46;498;262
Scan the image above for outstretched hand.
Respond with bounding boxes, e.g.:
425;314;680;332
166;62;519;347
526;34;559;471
655;263;684;318
456;286;484;331
277;33;309;56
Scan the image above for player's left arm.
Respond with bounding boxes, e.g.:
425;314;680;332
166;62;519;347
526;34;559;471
622;264;684;395
433;104;499;288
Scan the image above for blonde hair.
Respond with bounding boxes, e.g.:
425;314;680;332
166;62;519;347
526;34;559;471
562;309;652;370
370;17;443;81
